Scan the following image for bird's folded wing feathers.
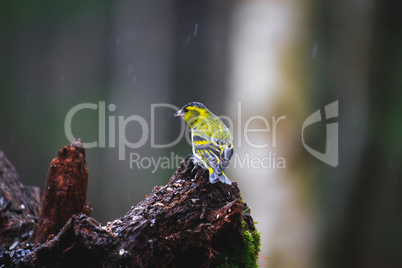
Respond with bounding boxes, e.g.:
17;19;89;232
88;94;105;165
193;134;233;173
220;145;233;169
194;147;221;172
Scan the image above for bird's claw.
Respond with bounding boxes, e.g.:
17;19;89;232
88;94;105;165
191;164;199;173
180;154;196;174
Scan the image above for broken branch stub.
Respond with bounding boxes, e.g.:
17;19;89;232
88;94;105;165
33;140;90;243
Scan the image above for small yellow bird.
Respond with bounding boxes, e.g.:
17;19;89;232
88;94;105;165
174;102;233;185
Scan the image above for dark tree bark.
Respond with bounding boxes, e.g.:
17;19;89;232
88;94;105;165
0;150;40;250
0;143;260;268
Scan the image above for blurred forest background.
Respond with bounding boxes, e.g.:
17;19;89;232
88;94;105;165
1;0;402;267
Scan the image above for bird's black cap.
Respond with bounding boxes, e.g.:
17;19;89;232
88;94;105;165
182;102;205;109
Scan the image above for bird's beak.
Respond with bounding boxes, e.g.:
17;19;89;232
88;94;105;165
174;109;184;117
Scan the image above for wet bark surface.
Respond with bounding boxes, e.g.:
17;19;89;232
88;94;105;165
0;143;259;268
0;150;40;255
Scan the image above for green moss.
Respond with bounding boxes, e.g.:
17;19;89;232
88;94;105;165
237;222;261;268
212;206;261;268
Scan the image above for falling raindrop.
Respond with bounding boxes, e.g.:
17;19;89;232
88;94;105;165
194;23;198;36
127;64;133;75
132;76;137;85
116;38;120;46
312;42;318;58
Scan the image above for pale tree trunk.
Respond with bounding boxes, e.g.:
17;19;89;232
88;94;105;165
227;2;316;267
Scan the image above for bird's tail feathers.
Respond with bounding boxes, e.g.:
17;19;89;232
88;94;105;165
208;168;232;185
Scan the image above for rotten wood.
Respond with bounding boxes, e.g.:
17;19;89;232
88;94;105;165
33;139;91;243
1;143;260;267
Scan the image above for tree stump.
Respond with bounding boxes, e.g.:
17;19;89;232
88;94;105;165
33;139;91;244
0;143;260;268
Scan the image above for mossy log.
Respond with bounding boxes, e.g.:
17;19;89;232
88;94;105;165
0;142;260;267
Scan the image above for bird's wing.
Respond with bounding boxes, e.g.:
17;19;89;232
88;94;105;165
220;141;233;170
192;134;223;173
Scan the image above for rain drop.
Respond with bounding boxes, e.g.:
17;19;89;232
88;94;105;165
194;23;198;36
127;64;133;75
312;42;318;58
